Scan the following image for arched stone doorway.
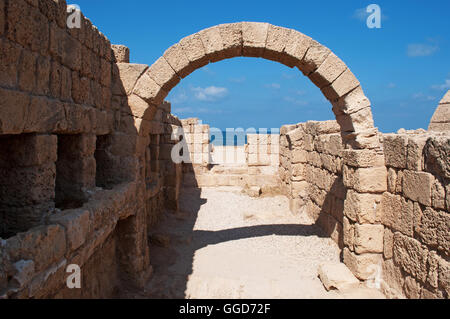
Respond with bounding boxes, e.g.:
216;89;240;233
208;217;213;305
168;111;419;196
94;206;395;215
126;22;387;281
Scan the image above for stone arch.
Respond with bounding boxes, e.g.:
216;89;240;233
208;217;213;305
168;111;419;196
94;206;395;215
132;22;379;150
429;90;450;131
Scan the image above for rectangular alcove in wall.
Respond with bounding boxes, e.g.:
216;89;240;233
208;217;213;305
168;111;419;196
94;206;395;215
146;134;160;187
0;134;56;238
94;134;115;190
55;134;93;210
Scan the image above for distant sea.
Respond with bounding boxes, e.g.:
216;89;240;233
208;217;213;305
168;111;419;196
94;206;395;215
210;129;280;146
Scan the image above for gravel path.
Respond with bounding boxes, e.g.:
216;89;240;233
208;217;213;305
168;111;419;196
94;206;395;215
121;187;342;299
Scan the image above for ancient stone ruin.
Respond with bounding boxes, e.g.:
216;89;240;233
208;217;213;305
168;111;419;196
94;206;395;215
0;0;448;299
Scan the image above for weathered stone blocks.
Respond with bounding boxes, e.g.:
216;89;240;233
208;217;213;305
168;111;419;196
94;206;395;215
354;224;384;254
147;57;180;92
241;22;269;57
344;190;382;224
112;45;130;63
402;170;433;206
179;33;209;70
343;247;382;280
343;165;387;193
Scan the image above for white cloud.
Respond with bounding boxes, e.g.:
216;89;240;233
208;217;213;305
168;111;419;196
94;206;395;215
407;43;439;57
431;79;450;90
229;76;246;83
387;83;396;89
265;83;281;89
282;73;295;80
170;90;188;104
412;92;436;101
353;7;388;22
353;8;368;22
172;107;194;114
201;66;215;75
284;96;309;106
192;86;228;102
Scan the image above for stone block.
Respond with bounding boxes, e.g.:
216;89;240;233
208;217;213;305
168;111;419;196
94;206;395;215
133;72;167;106
147;57;180;92
343;216;354;250
50;209;91;251
383;227;394;259
0;87;29;134
381;192;414;237
242;22;269;57
199;26;226;62
163;43;193;78
263;25;291;64
5;225;66;272
179;33;209;70
0;0;4;36
417;207;449;256
343;248;382;281
332;86;371;115
116;63;148;96
383;134;408;169
112;45;130;63
354;223;384;254
431;179;446;210
300;42;330;75
343;190;382;224
7;0;49;55
402;170;433;206
393;232;429;284
322;68;360;101
317;262;360;291
217;22;243;58
343;165;387;193
335;107;375;133
309;53;347;89
342;149;384;168
423;136;450;180
406;136;428;171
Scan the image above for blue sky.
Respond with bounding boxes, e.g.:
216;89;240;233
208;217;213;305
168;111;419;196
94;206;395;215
75;0;450;133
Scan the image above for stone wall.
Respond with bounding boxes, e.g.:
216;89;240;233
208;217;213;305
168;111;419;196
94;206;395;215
0;0;182;299
181;119;280;195
380;130;449;298
280;121;346;248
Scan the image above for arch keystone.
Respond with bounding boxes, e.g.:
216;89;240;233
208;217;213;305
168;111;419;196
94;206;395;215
241;22;270;57
217;22;243;58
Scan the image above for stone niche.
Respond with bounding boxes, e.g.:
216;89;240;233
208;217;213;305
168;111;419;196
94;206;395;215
0;134;57;238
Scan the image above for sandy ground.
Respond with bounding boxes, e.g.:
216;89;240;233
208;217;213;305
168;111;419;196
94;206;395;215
120;187;343;299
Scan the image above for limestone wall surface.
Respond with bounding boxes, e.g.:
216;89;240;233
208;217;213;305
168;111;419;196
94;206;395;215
380;130;449;299
180;119;280;195
0;0;182;299
280;121;346;249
